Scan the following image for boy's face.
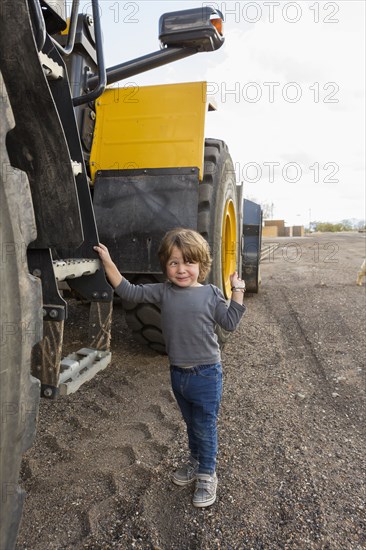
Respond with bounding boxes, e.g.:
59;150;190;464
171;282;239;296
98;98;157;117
166;246;200;287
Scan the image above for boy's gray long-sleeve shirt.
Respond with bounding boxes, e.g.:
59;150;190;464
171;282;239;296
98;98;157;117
115;278;246;366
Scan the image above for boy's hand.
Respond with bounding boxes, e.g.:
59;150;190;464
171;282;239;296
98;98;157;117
230;271;246;305
230;271;245;289
93;243;123;288
94;243;113;266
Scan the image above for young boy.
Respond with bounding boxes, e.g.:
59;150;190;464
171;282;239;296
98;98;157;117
94;227;246;507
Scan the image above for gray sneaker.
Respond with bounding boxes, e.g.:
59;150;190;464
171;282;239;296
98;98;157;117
172;457;199;486
192;473;218;508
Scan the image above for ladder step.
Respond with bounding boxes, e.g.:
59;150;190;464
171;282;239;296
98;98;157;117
59;348;111;395
53;258;100;281
39;52;64;80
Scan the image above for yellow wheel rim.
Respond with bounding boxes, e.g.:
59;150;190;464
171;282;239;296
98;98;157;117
221;199;237;298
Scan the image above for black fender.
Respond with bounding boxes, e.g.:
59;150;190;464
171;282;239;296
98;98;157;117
242;199;263;293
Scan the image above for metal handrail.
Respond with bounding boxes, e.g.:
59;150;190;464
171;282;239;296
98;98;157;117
50;0;80;56
28;0;46;50
72;0;106;106
87;46;197;89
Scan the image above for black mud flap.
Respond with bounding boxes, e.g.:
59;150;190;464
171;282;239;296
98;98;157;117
242;199;263;293
93;168;199;273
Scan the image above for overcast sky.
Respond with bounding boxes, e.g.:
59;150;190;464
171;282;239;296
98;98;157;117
80;1;365;226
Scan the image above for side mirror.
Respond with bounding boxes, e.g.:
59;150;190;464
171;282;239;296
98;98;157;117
159;7;224;52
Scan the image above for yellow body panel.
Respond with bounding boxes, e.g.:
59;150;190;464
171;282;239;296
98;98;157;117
90;81;208;181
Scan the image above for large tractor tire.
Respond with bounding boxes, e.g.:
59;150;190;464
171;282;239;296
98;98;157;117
198;139;239;345
122;275;166;354
124;138;239;351
0;72;42;550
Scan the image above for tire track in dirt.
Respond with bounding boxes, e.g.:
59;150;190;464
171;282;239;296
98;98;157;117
222;294;329;549
250;241;365;548
17;348;181;549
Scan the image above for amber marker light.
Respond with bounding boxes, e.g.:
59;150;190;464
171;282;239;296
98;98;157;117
210;17;224;36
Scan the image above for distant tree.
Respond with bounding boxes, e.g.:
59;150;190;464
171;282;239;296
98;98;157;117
313;221;354;232
261;201;274;220
340;219;353;231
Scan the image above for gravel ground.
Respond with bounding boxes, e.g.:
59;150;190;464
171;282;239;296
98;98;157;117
16;232;365;550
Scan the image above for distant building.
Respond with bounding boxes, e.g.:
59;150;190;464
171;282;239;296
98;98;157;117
292;225;305;237
263;219;304;237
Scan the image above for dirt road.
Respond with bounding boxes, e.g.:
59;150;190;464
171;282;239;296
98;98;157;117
16;232;365;550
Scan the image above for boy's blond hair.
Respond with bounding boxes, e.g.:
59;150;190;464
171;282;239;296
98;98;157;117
158;228;212;283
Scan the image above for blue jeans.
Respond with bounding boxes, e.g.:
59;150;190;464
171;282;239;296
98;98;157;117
170;363;223;475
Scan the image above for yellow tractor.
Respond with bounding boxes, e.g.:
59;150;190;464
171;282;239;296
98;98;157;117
0;1;262;547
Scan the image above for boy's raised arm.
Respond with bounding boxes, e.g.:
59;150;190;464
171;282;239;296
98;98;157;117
94;243;123;289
